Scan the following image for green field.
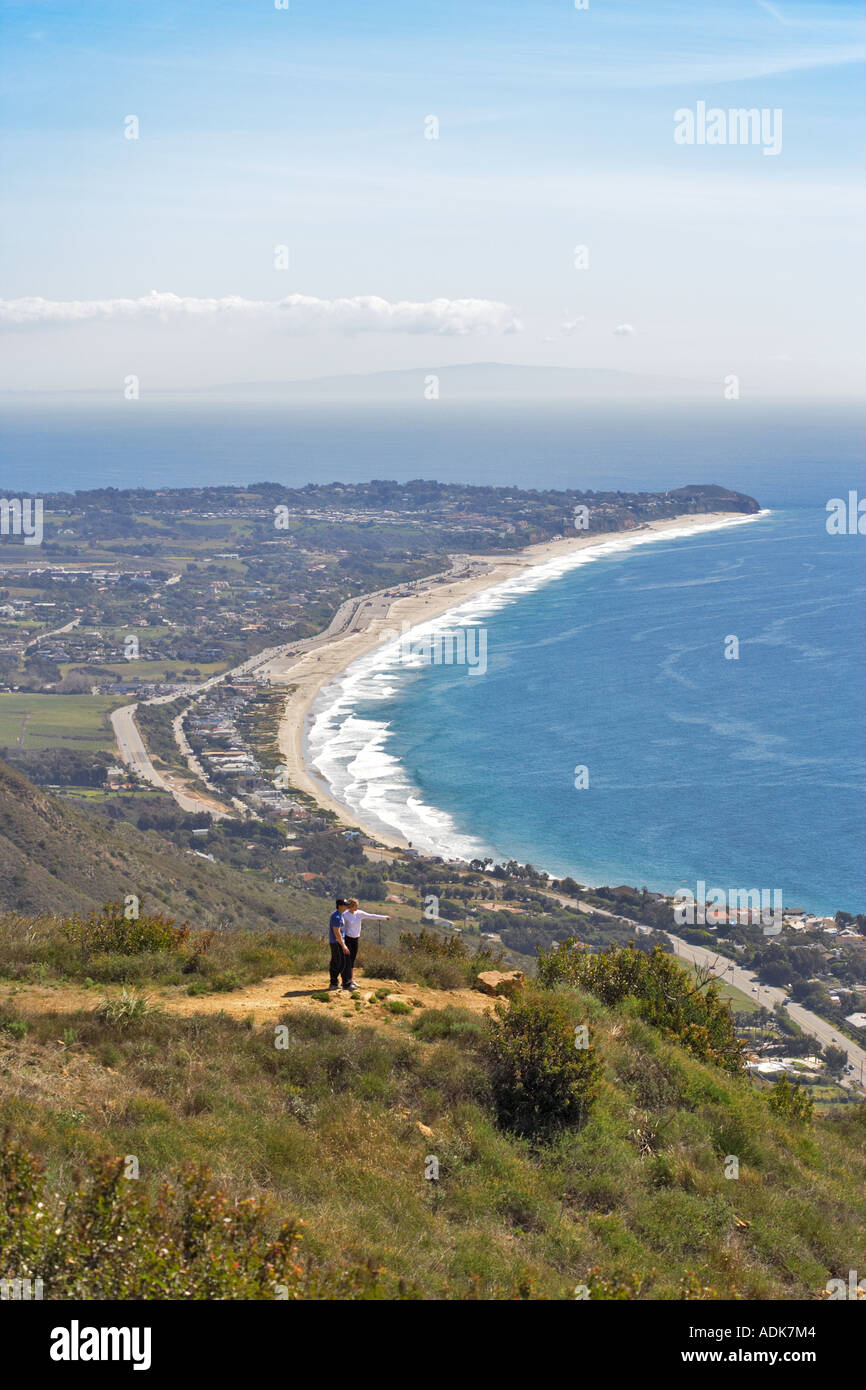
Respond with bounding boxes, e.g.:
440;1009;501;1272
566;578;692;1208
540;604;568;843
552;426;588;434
59;659;227;679
0;694;123;752
52;786;165;804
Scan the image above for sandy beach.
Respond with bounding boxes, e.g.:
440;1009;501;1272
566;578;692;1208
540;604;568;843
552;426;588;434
264;511;760;849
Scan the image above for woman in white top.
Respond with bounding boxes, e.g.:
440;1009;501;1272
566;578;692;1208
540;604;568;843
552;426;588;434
340;897;390;990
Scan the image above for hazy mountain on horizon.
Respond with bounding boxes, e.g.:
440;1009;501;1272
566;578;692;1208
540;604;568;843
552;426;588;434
188;362;716;402
0;363;719;406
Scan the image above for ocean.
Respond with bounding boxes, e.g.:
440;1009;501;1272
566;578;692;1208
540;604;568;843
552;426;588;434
1;398;864;506
2;398;864;913
309;506;866;916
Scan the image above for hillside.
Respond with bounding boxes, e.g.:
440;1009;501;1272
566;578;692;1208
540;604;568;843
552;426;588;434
0;758;327;933
1;918;863;1301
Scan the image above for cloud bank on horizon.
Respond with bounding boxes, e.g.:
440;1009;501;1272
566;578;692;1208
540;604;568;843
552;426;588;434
0;291;521;336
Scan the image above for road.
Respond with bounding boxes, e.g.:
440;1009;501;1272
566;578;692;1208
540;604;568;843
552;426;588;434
24;615;81;652
110;703;232;818
667;934;866;1085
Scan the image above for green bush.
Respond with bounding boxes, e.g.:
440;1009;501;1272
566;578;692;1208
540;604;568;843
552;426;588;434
539;943;745;1074
484;991;601;1141
767;1076;814;1126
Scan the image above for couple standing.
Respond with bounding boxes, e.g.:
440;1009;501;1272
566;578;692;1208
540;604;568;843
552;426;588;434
328;896;390;991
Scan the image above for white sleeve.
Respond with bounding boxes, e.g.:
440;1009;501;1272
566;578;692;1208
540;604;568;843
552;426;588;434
358;911;388;919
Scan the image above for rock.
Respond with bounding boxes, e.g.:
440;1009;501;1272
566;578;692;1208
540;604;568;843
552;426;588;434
475;970;525;998
416;1122;434;1139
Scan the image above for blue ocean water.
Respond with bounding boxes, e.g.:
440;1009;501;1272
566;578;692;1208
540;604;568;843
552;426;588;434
1;399;864;507
310;509;866;916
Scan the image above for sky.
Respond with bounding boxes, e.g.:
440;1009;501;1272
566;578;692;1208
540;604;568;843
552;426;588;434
1;0;864;396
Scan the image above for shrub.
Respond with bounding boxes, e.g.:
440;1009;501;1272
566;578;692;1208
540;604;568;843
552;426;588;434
767;1076;814;1126
539;942;745;1074
398;928;468;960
396;928;501;988
210;971;241;993
61;901;199;960
362;951;411;982
411;1007;486;1045
484;991;601;1140
275;1009;347;1040
0;1005;29;1040
412;958;466;991
97;989;157;1029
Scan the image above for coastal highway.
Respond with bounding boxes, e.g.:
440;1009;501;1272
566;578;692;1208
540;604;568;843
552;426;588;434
24;615;81;652
532;883;866;1085
668;934;866;1085
110;703;232;819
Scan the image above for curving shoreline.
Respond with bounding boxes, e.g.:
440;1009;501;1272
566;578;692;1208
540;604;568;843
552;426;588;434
266;510;766;851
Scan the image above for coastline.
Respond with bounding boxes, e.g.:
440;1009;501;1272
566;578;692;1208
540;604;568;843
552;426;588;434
266;509;766;852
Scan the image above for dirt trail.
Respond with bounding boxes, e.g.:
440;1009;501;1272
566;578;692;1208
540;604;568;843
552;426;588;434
1;972;498;1031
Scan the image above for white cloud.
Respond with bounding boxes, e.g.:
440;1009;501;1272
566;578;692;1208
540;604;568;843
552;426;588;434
560;315;586;336
0;289;522;335
613;323;636;336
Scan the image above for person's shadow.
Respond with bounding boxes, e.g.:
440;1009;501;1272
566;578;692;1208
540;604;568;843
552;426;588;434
281;987;328;998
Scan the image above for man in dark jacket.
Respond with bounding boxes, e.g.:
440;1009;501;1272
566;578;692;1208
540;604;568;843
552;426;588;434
328;898;351;991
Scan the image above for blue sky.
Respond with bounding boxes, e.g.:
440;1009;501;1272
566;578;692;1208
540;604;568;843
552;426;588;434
1;0;863;393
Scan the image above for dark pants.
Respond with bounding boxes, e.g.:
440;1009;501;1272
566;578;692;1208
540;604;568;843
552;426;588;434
329;941;350;987
344;936;359;983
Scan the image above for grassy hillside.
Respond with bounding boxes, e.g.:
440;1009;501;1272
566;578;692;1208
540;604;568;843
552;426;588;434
0;757;328;933
1;920;863;1301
